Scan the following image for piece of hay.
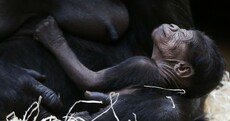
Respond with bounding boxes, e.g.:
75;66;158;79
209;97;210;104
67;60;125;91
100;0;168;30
6;96;42;121
5;93;119;121
205;71;230;121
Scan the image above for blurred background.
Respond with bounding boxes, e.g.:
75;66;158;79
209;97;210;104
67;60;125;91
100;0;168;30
190;0;230;71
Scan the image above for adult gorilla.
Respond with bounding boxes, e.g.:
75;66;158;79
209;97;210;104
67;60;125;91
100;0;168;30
0;0;194;119
0;0;129;42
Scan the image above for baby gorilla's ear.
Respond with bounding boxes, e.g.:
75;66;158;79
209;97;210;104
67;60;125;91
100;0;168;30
173;61;194;78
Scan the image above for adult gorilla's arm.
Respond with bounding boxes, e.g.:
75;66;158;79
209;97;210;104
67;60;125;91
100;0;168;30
0;61;63;120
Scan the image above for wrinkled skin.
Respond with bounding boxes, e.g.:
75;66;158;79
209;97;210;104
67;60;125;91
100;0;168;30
152;24;193;60
151;24;225;97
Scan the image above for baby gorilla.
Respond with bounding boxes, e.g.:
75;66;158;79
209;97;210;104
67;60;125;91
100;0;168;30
34;17;225;121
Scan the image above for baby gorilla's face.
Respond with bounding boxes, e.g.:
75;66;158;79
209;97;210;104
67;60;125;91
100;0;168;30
151;24;193;61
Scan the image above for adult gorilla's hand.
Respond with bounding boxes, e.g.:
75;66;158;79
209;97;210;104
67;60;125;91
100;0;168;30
0;62;63;120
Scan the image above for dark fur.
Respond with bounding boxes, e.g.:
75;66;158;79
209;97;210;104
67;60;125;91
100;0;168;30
0;0;210;120
185;31;225;97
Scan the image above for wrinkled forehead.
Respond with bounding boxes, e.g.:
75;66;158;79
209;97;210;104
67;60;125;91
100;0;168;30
180;30;202;47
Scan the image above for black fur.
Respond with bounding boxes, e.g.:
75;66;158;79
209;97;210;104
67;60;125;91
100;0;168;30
0;0;202;119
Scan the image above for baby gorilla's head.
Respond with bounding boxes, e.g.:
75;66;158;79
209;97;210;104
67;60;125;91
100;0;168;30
151;24;225;98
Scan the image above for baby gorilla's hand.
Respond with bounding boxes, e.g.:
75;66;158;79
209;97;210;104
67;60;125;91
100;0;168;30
34;16;66;49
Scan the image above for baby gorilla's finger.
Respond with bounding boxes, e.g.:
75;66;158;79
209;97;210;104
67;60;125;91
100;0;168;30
33;16;65;49
84;91;110;106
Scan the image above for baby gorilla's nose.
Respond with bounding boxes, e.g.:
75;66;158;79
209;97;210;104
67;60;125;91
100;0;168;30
169;24;179;32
